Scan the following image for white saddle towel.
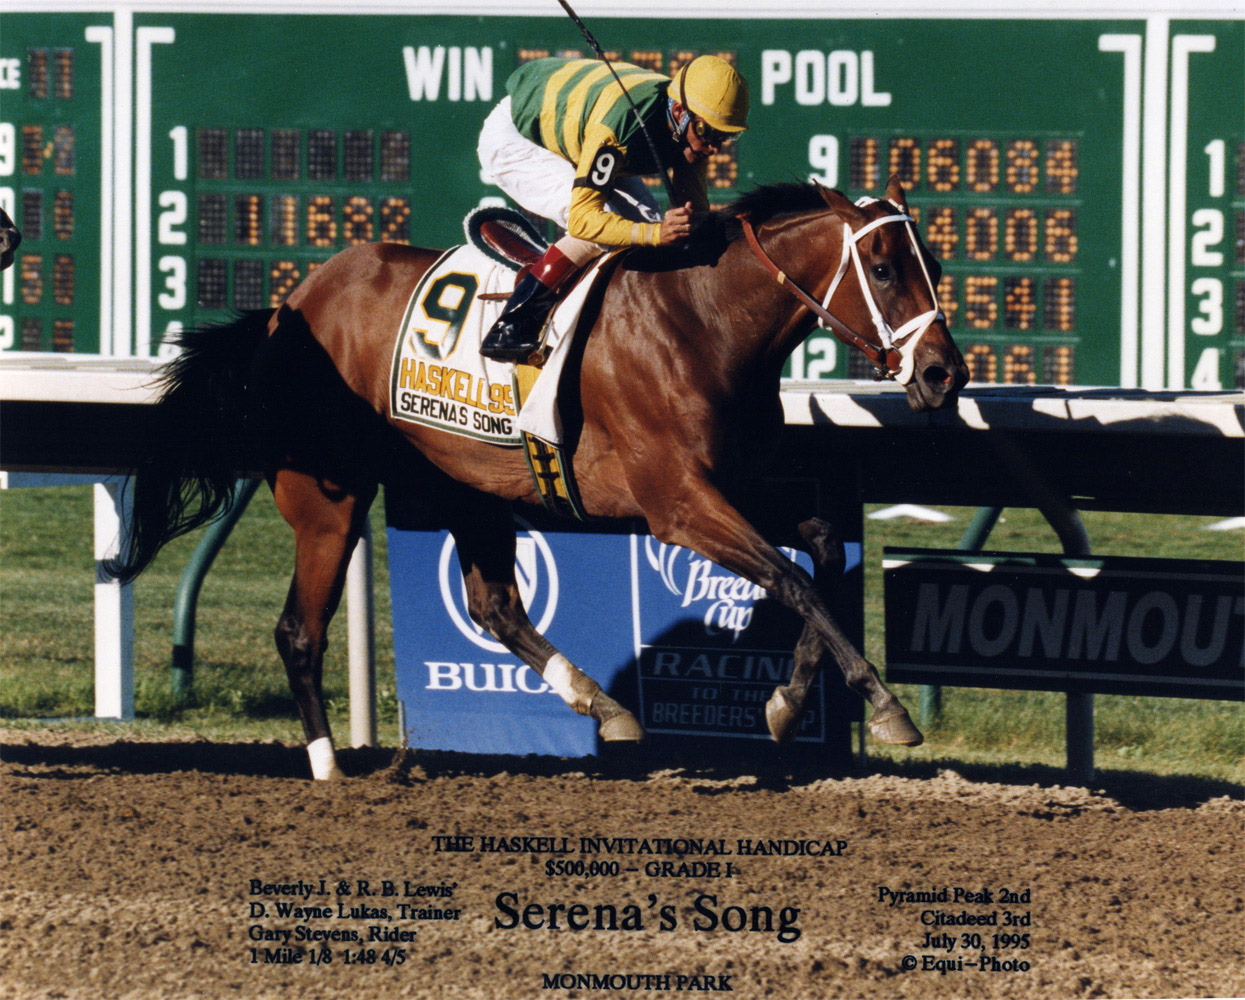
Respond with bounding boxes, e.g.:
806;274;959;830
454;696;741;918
388;245;613;448
515;253;615;447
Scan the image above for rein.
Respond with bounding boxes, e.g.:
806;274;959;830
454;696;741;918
740;206;943;384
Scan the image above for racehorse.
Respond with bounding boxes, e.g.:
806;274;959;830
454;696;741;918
0;207;20;271
107;176;967;779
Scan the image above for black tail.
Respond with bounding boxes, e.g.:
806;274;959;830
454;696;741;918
104;310;272;583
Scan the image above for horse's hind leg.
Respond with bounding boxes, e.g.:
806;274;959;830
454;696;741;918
448;493;645;744
271;468;377;779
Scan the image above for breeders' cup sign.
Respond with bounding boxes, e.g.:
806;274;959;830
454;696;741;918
389;525;836;756
647;539;772;640
636;539;827;742
883;549;1245;701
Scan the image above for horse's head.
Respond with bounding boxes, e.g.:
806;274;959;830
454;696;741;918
815;177;968;411
0;206;20;272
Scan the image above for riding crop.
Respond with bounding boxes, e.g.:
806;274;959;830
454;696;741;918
554;0;682;209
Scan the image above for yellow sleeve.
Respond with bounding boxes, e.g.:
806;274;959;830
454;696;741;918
567;123;662;247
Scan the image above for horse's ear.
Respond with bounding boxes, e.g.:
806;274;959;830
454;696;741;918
884;174;909;213
813;180;865;224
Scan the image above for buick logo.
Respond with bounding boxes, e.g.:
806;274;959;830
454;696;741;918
438;524;559;652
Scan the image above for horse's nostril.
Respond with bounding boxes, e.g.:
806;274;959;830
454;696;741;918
923;365;951;388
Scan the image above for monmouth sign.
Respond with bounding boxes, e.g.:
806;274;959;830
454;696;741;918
883;549;1244;701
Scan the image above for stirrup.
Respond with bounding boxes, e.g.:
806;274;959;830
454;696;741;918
481;271;557;364
481;314;548;364
481;332;543;364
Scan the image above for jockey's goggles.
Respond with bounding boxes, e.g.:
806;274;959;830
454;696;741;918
689;114;734;147
668;101;733;149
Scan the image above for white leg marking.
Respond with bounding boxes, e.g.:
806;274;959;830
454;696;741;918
307;736;339;781
543;654;579;705
544;653;599;715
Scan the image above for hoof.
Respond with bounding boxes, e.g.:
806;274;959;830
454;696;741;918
599;710;646;743
592;692;647;743
867;704;923;747
765;686;801;744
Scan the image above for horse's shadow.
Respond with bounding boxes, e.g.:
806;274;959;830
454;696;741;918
376;745;1242;810
5;737;1236;810
0;736;845;788
0;737;355;780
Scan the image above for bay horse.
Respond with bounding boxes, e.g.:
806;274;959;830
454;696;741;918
108;176;967;779
0;207;20;271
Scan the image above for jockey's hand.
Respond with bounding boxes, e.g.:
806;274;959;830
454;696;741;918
658;202;694;246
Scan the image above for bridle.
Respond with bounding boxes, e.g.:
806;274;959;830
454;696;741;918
740;197;944;384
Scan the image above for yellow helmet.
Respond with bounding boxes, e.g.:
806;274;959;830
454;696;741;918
672;55;749;134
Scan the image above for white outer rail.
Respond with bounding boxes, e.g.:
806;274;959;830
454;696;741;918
3;358;1243;744
0;357;376;744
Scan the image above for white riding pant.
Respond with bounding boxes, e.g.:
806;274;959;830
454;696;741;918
478;96;661;264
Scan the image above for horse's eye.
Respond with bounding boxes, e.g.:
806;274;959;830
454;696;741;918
871;263;893;283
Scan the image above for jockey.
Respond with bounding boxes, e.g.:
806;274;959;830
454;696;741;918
477;54;749;362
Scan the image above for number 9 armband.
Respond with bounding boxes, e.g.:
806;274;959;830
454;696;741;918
574;140;623;194
567;132;660;247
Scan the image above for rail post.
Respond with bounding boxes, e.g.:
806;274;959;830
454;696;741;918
346;519;377;748
1042;500;1094;785
990;433;1095;784
94;479;135;720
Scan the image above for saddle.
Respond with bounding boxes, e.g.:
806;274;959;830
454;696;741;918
462;207;591;521
464;205;548;273
465;206;578;368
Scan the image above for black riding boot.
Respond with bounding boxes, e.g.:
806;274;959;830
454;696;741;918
480;271;559;363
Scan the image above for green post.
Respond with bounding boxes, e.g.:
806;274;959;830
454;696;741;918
957;506;1004;553
170;478;261;702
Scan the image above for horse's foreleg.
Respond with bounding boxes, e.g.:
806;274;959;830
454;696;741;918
650;485;921;747
272;469;376;779
449;498;645;744
766;518;844;744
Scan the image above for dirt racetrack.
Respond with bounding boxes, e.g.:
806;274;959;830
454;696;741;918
1;728;1242;1000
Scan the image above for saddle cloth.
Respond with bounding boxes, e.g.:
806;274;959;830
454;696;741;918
388;244;611;448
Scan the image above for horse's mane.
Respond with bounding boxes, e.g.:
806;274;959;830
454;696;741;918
712;181;840;247
720;181;830;230
621;181;833;272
